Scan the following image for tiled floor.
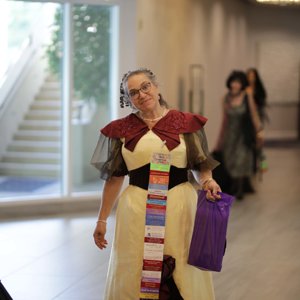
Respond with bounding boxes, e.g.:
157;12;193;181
0;146;300;300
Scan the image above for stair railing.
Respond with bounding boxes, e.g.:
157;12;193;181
0;4;54;157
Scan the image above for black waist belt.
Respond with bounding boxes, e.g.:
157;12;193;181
129;164;188;190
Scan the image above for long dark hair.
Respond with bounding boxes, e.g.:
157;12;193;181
246;68;267;109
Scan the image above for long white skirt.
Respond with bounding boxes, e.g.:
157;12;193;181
104;182;215;300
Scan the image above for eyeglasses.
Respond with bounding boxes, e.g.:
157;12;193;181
128;82;152;100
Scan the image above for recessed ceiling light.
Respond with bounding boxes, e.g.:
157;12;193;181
256;0;300;3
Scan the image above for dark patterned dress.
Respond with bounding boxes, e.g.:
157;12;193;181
222;96;254;178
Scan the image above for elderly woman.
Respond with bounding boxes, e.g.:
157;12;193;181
91;68;221;300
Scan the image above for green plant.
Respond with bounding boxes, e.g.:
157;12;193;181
46;5;111;104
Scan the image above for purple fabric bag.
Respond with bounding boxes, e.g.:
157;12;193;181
188;190;234;272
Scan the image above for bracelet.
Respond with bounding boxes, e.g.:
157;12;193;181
96;219;107;224
200;177;214;187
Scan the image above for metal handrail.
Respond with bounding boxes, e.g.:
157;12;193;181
0;3;53;118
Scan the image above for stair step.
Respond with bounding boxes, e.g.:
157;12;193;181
30;101;83;111
0;162;59;177
19;124;60;131
35;97;60;101
20;119;61;126
14;130;61;137
37;90;61;99
24;115;60;121
7;140;60;153
45;75;59;82
19;120;61;130
30;101;61;110
0;75;65;179
19;125;60;131
26;110;61;116
6;148;60;154
14;130;61;142
42;81;61;90
2;152;60;164
0;162;59;170
25;110;60;121
3;152;60;158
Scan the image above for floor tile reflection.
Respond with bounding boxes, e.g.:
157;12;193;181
0;147;300;300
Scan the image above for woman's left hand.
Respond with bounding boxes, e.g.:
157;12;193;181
256;130;264;149
203;179;222;201
245;86;254;97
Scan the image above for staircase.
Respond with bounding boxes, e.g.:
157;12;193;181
0;77;62;178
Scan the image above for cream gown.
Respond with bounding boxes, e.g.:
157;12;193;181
103;130;215;300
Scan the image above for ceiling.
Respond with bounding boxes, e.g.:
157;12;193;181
245;0;300;6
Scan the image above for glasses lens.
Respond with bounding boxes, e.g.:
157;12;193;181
129;82;151;100
141;82;151;93
129;90;137;98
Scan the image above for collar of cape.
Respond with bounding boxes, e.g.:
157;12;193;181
100;109;207;152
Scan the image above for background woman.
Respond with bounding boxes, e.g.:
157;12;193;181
246;67;268;180
215;70;262;200
246;67;268;123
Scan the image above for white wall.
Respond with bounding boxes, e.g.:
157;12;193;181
136;0;251;147
136;0;300;143
204;0;250;144
248;5;300;139
248;5;300;104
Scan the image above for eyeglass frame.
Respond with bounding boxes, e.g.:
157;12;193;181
128;81;152;100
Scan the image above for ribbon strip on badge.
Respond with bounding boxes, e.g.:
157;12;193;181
140;152;171;300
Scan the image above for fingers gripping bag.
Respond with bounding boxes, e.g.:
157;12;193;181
188;190;234;272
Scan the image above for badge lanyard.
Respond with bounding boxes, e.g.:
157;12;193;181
140;151;171;300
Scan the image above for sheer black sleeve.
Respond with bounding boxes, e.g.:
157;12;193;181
90;133;128;180
184;128;219;171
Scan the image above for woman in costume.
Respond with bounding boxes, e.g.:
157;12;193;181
91;68;221;299
215;70;262;200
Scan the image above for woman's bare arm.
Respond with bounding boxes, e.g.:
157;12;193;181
93;176;125;250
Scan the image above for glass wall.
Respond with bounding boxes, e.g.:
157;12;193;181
71;4;113;193
0;1;63;198
0;1;116;199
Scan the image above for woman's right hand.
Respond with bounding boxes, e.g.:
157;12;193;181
93;222;108;250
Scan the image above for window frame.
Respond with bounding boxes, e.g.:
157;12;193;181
0;0;136;205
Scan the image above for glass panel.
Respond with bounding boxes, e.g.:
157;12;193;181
0;1;115;199
70;4;114;193
0;1;63;199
